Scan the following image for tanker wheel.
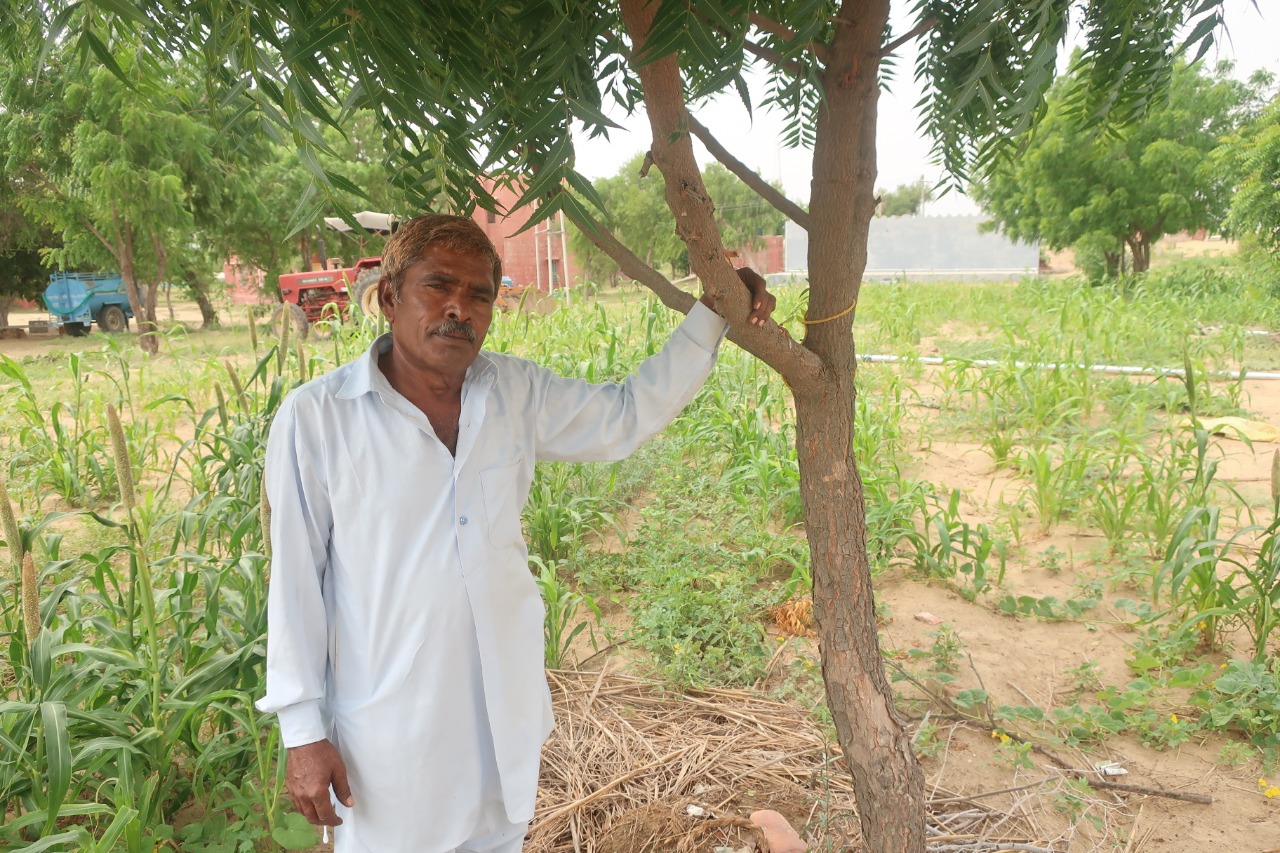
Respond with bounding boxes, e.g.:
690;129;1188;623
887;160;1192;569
268;303;309;342
98;305;127;333
353;266;383;321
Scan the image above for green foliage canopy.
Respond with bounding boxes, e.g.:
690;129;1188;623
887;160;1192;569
973;61;1265;276
1215;97;1280;251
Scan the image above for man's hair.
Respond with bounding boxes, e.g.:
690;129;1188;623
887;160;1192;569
381;213;502;300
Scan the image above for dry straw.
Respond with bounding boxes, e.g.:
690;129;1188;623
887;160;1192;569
529;669;1045;853
527;668;857;853
21;551;39;644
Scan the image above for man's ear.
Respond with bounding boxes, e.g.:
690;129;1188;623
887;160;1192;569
377;277;396;325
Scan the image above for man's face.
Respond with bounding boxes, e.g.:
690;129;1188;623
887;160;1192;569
379;245;496;378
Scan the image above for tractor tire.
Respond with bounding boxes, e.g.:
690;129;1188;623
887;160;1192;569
268;303;309;342
98;305;128;333
64;322;90;337
353;266;383;321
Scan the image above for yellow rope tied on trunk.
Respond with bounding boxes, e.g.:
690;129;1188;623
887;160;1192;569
801;298;857;325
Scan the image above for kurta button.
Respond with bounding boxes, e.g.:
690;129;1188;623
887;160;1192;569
460;516;469;525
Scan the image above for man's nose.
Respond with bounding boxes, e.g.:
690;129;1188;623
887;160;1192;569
443;291;465;320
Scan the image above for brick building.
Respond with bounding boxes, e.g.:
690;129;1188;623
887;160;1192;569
472;182;574;292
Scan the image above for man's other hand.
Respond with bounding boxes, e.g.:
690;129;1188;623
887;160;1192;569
286;739;355;827
736;267;776;327
700;266;777;326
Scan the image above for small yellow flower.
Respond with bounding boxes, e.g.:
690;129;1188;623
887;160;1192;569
1260;778;1269;787
991;730;1001;740
1221;663;1229;669
1267;787;1280;799
999;734;1012;745
1196;621;1207;631
1170;714;1178;724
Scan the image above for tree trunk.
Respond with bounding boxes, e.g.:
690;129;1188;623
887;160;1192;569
616;0;925;850
802;1;927;848
189;276;220;328
0;295;11;329
118;222;160;355
1128;234;1151;273
1100;251;1121;277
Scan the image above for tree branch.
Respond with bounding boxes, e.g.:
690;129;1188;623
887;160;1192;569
749;11;829;64
742;38;807;77
562;204;818;376
881;17;938;58
618;0;823;390
25;166;121;262
560;207;694;315
687;114;811;230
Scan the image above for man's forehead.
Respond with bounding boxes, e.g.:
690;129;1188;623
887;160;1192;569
406;250;492;278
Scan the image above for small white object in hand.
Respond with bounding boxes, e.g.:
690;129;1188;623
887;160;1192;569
323;826;329;843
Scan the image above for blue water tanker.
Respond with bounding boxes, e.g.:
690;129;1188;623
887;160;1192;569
43;272;134;336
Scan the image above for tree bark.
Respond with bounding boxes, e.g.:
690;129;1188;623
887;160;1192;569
1104;251;1121;278
1127;234;1151;273
0;295;12;329
117;219;160;355
187;275;220;328
617;0;925;850
802;2;927;849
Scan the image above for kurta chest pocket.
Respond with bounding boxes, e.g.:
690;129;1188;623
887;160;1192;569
480;456;526;552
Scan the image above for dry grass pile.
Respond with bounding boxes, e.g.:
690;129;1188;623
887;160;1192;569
528;668;856;853
529;669;1079;852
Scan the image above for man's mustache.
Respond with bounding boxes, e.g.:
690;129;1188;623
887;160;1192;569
432;319;477;342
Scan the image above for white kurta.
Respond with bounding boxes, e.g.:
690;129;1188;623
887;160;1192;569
257;303;728;851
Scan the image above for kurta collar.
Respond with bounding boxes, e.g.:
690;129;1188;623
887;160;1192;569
336;333;498;401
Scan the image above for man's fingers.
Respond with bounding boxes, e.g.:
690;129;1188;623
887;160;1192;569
310;793;343;827
289;789;319;825
332;760;356;808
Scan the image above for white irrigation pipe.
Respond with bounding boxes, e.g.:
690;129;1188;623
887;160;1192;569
856;353;1280;380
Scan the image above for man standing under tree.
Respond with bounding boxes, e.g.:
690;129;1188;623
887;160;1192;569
257;213;775;852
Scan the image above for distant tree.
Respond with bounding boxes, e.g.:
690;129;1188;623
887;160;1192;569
1215;96;1280;251
0;182;53;328
876;182;932;216
974;62;1259;277
570;158;786;285
0;48;236;350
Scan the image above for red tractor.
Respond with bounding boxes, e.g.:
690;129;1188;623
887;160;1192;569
272;257;383;339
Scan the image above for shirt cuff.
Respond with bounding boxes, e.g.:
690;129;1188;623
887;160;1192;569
270;699;328;748
683;301;730;351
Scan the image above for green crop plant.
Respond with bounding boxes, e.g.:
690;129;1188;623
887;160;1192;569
531;556;599;669
905;489;1007;599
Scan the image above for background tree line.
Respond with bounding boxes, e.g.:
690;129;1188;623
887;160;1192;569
974;60;1277;280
